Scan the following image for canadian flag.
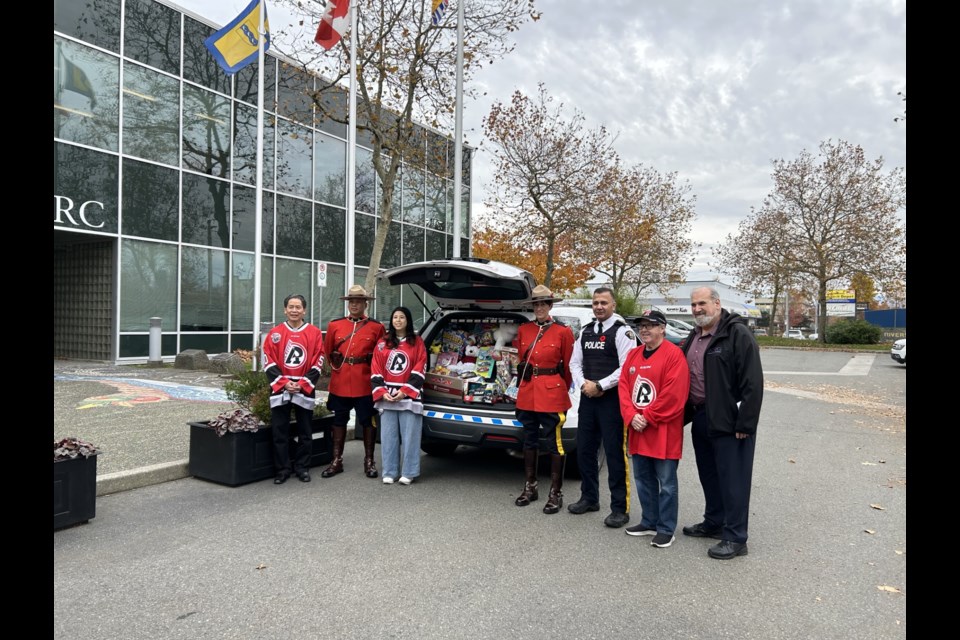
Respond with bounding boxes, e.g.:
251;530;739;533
315;0;351;50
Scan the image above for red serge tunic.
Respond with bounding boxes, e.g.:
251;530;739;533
324;316;386;398
514;320;574;413
618;341;690;460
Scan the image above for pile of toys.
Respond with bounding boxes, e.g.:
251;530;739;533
423;320;520;404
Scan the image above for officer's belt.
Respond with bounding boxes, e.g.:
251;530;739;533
342;354;372;365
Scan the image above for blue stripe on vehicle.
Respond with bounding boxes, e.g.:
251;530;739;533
424;410;522;427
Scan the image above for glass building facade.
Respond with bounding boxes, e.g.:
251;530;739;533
54;0;472;362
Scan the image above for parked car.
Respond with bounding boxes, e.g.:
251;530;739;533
665;317;695;332
782;329;806;340
752;327;769;337
376;258;590;476
890;338;906;365
624;316;690;348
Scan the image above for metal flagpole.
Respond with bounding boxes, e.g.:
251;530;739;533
451;0;464;257
344;1;358;302
252;0;267;370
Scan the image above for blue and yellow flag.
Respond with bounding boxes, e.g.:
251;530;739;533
204;0;271;74
431;0;449;26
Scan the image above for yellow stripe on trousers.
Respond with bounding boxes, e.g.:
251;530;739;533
622;421;631;513
555;412;566;456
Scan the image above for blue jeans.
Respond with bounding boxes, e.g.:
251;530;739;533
379;409;423;480
631;455;679;535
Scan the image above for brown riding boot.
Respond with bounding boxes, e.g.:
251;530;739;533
514;449;539;506
543;454;565;514
320;426;346;478
362;425;379;478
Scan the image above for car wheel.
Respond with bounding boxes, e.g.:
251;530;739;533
420;441;459;457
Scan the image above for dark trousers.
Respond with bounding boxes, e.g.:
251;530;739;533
575;392;630;513
515;410;565;455
271;403;313;474
690;408;756;543
327;393;376;429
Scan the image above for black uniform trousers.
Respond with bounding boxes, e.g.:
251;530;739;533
575;392;630;513
690;407;756;544
327;393;377;429
271;403;313;474
515;410;565;454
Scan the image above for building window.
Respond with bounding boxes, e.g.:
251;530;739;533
233;103;275;188
54;37;119;151
315;204;346;263
122;158;179;241
55;0;121;53
183;84;231;177
123;61;180;166
180;245;228;331
182;16;230;96
124;0;181;75
120;239;177;331
314;132;346;207
54;143;119;234
182;173;230;248
276;119;313;198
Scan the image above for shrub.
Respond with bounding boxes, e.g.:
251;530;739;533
54;437;99;461
224;368;330;426
824;319;883;345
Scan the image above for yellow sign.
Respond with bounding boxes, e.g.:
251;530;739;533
826;289;855;300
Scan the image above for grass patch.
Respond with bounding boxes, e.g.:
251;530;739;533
755;336;891;351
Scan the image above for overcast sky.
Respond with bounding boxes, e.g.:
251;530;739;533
175;0;906;282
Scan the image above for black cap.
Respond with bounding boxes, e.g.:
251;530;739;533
638;309;667;325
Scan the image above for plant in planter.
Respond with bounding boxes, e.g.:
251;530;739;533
188;369;333;486
54;437;99;530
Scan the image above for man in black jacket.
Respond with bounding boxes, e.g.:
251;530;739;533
680;287;763;559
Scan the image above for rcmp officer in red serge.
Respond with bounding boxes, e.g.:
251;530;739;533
262;294;326;484
513;285;575;515
320;284;386;479
567;286;639;528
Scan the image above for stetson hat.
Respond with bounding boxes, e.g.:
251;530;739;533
340;284;375;300
530;284;563;304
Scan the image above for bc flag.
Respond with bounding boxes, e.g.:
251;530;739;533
204;0;271;74
431;0;449;26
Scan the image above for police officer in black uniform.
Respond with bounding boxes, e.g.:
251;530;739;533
567;287;639;528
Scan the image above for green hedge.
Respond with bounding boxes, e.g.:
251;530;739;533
824;319;884;345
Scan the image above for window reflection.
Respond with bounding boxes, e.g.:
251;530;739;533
315;205;345;263
182;173;230;247
54;0;121;53
123;62;179;165
120;239;177;331
402;165;425;226
181;245;228;331
276;119;312;198
54;143;119;234
54;38;119;151
355;213;376;266
122;159;179;241
124;0;180;75
403;225;424;265
275;194;311;259
182;16;230;95
234;103;274;188
355;147;376;214
314;132;346;206
183;85;231;177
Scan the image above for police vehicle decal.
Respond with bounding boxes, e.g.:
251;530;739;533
423;410;523;427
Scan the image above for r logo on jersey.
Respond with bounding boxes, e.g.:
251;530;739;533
284;341;307;366
386;351;409;375
631;376;656;408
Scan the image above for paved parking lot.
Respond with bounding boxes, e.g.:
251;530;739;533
54;350;906;639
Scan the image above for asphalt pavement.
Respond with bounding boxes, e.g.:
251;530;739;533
53;350;907;639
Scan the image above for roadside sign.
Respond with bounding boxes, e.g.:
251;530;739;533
317;262;327;287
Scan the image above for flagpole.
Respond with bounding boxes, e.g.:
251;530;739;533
452;0;464;257
252;0;267;370
344;1;358;301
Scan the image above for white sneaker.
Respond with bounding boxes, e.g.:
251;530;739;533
382;477;395;484
398;476;413;485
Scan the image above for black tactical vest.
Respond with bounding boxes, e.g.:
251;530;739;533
580;320;624;381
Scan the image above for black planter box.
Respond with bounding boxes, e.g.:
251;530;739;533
188;415;333;487
54;455;98;531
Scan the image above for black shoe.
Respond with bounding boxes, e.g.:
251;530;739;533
274;473;290;485
650;533;676;548
708;540;748;559
603;512;630;528
682;521;722;538
296;470;311;483
567;499;600;514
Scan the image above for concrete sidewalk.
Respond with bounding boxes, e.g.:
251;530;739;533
53;360;346;496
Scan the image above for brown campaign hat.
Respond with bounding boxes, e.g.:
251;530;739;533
530;284;563;304
340;284;375;300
